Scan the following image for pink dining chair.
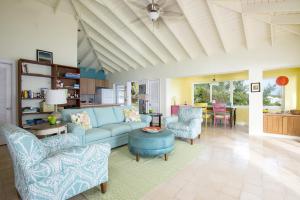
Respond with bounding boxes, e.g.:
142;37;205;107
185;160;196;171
212;103;230;128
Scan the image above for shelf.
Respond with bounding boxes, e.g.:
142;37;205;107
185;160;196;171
67;98;80;100
22;112;52;115
22;98;45;100
22;73;53;78
58;87;80;90
57;77;80;80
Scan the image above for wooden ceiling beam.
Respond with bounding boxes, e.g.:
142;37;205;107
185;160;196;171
242;0;300;13
79;0;155;67
95;51;123;72
81;19;142;69
271;14;300;25
206;0;229;53
90;38;132;71
95;0;172;64
175;0;209;56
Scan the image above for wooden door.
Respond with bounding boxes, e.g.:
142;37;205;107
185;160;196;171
0;60;13;145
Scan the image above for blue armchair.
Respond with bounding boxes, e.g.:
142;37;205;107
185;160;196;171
0;123;111;200
164;107;202;145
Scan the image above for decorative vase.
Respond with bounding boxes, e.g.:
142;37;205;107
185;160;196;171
48;115;57;125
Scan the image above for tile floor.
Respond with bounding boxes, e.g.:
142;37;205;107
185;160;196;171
1;126;300;200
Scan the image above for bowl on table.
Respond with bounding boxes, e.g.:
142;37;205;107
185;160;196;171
142;127;162;133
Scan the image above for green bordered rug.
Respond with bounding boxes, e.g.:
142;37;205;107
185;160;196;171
83;140;201;200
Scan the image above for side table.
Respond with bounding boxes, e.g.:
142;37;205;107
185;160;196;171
31;123;67;137
145;113;163;127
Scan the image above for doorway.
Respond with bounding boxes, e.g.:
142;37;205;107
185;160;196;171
0;60;15;145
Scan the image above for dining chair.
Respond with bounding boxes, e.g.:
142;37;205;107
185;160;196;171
195;103;211;127
212;103;230;128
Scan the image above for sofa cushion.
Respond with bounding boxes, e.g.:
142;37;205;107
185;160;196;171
126;122;148;130
61;108;98;128
113;107;126;123
94;107;118;126
101;123;132;137
85;128;111;143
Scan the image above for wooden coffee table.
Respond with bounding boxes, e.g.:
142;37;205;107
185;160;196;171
31;123;67;137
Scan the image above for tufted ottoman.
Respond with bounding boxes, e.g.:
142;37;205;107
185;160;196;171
128;129;175;162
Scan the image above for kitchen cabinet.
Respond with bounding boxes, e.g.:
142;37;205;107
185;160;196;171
80;78;95;95
95;80;109;88
263;113;300;136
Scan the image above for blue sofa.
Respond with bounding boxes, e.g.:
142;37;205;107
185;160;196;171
0;123;110;200
61;106;152;148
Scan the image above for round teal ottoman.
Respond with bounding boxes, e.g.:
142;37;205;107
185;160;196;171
128;129;175;161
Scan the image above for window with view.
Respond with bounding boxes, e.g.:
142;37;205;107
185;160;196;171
263;78;282;107
193;83;210;103
193;80;249;106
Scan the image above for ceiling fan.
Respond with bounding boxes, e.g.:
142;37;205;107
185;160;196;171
125;0;183;28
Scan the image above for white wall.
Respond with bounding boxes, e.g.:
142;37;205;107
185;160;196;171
0;0;78;66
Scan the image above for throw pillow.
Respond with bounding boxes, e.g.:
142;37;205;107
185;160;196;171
124;108;141;122
71;111;92;130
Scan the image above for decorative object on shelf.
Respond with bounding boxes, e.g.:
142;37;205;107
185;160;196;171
276;76;289;86
64;72;80;79
46;89;67;125
250;82;260;92
36;49;53;64
40;100;54;112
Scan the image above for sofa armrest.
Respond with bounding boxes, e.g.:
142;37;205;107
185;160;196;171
67;123;85;145
25;143;111;184
164;116;178;127
140;114;152;125
41;134;82;155
189;118;202;128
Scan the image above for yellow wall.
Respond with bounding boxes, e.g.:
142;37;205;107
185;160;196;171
263;67;300;110
169;71;249;125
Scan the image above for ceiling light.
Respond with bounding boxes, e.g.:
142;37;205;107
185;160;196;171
148;11;159;21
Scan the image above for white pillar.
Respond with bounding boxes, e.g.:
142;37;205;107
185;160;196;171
160;78;171;117
249;67;263;135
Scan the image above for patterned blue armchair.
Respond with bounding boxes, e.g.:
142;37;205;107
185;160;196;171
164;107;202;145
0;123;111;200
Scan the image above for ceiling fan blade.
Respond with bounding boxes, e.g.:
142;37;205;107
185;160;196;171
160;11;183;17
125;0;146;10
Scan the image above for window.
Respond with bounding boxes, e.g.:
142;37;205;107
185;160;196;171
233;80;249;106
263;79;282;106
193;80;249;106
212;81;230;105
193;83;210;103
115;84;125;105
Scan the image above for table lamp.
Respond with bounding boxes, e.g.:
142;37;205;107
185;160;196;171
46;89;67;125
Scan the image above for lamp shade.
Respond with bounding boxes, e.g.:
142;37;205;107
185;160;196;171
276;76;289;86
46;89;67;105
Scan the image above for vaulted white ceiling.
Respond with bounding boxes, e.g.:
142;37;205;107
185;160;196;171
36;0;300;73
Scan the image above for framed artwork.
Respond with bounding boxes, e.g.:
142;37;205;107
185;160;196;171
36;49;53;64
251;82;260;92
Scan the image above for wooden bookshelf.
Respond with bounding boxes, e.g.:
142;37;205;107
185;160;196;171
18;59;80;127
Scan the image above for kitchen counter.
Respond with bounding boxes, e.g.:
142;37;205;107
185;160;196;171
80;103;120;108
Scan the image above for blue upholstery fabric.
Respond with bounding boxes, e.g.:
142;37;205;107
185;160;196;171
126;122;148;129
113;106;126;123
128;129;174;157
62;106;151;146
61;108;98;128
85;128;111;143
101;123;131;136
94;107;118;126
0;123;111;200
164;107;203;140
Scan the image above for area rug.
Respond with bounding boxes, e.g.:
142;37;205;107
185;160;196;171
83;140;201;200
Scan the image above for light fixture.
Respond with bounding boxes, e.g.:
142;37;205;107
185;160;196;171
46;89;67;124
148;10;160;21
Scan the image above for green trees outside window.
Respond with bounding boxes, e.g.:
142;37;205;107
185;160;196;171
262;79;282;106
193;80;249;106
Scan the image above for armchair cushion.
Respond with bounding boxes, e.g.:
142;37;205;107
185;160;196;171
25;143;111;184
164;116;178;126
41;133;82;155
178;107;202;123
167;122;190;131
140;114;152;125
